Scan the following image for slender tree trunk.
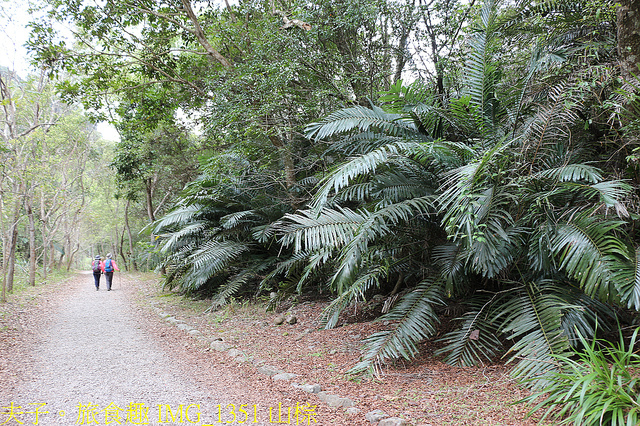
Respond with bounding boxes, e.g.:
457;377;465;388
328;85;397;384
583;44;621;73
145;178;156;222
25;195;36;286
41;230;47;282
66;242;79;271
125;198;137;271
119;226;128;271
268;135;297;189
49;242;56;271
181;0;233;68
617;0;640;83
6;197;21;293
0;186;6;302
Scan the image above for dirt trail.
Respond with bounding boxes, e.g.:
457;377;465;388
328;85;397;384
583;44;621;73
3;273;272;426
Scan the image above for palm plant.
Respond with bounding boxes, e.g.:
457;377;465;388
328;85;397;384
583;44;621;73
275;0;639;385
153;154;295;307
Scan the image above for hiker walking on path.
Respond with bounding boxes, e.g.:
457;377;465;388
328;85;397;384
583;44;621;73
91;255;104;291
103;252;120;291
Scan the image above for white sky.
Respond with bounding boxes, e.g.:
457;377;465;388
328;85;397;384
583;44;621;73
1;0;35;75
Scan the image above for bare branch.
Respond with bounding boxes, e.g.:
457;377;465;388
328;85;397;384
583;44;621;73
180;0;233;68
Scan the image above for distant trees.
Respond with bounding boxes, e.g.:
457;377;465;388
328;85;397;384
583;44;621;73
0;67;99;299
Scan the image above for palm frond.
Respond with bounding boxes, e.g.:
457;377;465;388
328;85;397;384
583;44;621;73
305;105;416;141
348;280;445;376
320;266;387;329
208;271;253;311
464;0;504;136
551;215;629;300
432;243;468;296
311;143;410;208
497;282;572;389
330;197;434;293
557;285;615;347
277;207;365;254
220;210;262;230
159;221;208;253
567;180;632;217
152;204;203;233
435;296;504;367
612;246;640;310
326;132;406;156
536;163;603;183
182;240;251;290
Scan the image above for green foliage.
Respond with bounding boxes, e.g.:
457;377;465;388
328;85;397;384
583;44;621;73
154;153;295;303
524;328;640;425
30;0;640;394
349;280;445;376
274;0;639;384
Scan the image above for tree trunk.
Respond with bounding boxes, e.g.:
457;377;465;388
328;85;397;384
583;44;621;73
6;198;21;293
0;186;6;302
119;226;128;271
66;242;79;271
25;195;37;286
617;0;640;83
42;231;47;282
125;198;137;271
268;135;296;189
145;177;156;222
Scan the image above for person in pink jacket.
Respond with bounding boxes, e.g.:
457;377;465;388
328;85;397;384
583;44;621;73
91;255;104;290
103;253;120;291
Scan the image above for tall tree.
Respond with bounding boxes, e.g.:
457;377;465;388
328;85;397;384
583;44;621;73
617;0;640;83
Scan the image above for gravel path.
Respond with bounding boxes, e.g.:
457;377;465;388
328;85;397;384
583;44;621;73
6;273;270;426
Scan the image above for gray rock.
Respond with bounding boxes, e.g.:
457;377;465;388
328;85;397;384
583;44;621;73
234;355;250;363
286;315;297;325
345;407;360;415
378;417;409;426
257;365;284;376
177;323;193;331
272;372;298;381
210;341;232;352
274;314;285;325
227;348;243;358
292;383;322;394
316;392;355;408
365;409;387;422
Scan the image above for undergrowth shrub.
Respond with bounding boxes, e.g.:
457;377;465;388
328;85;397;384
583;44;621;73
524;328;640;426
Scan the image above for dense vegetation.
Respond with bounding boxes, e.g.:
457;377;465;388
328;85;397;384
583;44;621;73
2;0;640;421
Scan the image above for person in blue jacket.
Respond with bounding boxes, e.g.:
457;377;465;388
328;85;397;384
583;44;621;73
103;253;120;291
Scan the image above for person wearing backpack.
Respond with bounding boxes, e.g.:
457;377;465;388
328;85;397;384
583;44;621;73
103;253;120;291
91;255;104;291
